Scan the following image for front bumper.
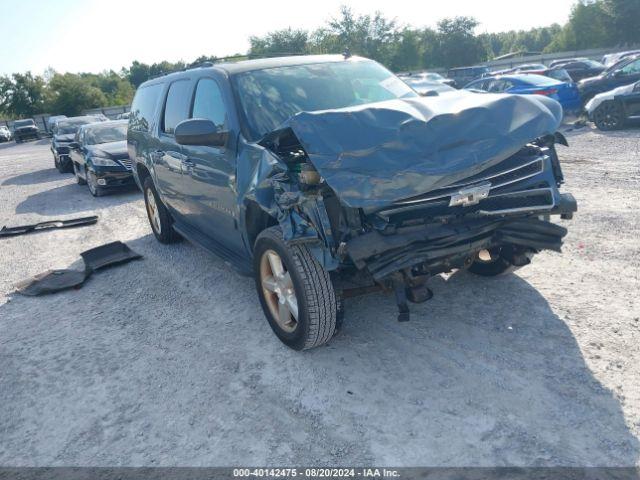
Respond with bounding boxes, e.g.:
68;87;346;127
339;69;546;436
345;147;576;281
93;168;135;188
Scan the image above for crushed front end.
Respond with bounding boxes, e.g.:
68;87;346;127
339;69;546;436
248;92;577;320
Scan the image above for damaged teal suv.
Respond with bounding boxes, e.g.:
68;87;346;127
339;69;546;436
127;55;576;350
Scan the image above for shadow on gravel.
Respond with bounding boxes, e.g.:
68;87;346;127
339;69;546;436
1;234;637;465
14;183;139;216
2;168;62;186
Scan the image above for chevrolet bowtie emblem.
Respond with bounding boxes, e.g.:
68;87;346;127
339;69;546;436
449;182;492;207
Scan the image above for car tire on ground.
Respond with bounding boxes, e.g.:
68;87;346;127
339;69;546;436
593;101;624;131
253;226;337;350
86;170;105;197
467;247;520;277
73;162;86;185
143;176;181;244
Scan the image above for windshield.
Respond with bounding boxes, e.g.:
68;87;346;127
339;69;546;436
14;120;35;128
584;59;604;68
233;59;417;140
56;117;99;135
84;123;127;145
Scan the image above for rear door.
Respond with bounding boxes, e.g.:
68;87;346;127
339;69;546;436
179;76;242;250
153;79;192;216
622;82;640;118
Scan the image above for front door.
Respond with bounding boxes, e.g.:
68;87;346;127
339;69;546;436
153;79;192;217
179;77;242;251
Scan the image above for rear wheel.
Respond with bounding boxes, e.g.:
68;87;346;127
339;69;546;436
593;101;624;131
143;176;181;243
254;226;337;350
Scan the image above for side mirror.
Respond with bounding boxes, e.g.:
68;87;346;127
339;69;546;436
175;118;227;147
68;142;79;149
613;70;623;77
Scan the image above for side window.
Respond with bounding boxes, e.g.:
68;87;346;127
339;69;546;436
163;80;192;134
191;78;227;129
130;83;162;132
620;59;640;75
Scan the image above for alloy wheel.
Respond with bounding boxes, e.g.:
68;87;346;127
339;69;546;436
259;249;299;333
145;188;162;234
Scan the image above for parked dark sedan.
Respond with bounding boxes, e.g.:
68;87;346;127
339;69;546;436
585;80;640;130
51;115;105;173
13;119;39;143
578;55;640;103
558;59;605;82
69;120;133;196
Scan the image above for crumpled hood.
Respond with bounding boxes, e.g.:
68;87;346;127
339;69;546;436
89;140;127;158
277;91;562;209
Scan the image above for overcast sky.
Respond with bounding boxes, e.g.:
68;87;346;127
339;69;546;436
1;0;576;76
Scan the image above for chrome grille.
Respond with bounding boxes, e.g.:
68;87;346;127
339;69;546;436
377;152;553;221
395;154;546;207
118;158;133;170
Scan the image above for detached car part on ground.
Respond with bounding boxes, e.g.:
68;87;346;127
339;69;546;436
129;55;576;350
585;81;640;130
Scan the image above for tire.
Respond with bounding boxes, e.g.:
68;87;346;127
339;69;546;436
73;162;86;185
54;155;66;173
86;170;104;197
593;101;624;131
143;176;181;243
467;247;519;277
253;226;337;350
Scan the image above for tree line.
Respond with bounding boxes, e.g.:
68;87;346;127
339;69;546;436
1;0;638;120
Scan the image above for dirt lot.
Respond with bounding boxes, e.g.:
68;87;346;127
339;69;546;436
0;128;639;467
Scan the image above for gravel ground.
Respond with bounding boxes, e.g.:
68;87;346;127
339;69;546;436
0;128;639;467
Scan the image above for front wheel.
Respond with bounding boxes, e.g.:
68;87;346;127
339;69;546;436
86;170;105;197
254;226;338;350
143;176;181;243
593;101;624;131
73;162;86;185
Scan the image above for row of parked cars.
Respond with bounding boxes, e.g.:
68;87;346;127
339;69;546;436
50;116;133;196
400;51;640;130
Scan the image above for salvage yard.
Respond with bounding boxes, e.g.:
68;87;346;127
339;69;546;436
1;128;639;465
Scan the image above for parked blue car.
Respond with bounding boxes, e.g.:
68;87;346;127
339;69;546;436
464;74;582;112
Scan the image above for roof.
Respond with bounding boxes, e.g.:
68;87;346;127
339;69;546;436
79;119;127;130
143;55;361;86
485;73;562;84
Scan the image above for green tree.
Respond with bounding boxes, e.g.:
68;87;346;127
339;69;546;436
249;28;309;56
46;73;108;116
603;0;640;45
0;72;47;118
434;17;484;68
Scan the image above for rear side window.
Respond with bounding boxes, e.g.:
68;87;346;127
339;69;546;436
163;80;191;134
191;78;227;129
130;83;162;132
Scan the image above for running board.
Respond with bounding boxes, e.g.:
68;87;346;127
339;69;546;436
172;221;253;276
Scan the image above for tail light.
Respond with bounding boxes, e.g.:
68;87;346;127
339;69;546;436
532;88;558;96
